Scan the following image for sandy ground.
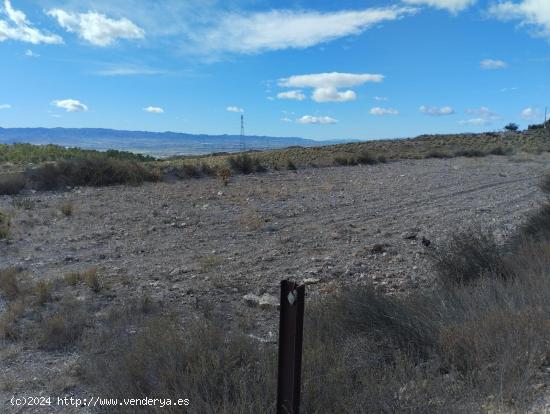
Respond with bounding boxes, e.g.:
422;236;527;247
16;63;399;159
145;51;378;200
1;153;550;413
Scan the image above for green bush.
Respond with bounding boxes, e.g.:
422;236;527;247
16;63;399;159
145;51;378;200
454;149;486;158
425;150;451;159
0;143;155;164
228;154;266;174
26;157;159;190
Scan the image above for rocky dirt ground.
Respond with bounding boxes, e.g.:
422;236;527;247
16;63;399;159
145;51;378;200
1;153;550;413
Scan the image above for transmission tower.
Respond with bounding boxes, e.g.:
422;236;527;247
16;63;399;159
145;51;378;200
240;115;246;151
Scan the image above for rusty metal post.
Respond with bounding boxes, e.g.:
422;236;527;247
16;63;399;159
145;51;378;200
277;280;305;414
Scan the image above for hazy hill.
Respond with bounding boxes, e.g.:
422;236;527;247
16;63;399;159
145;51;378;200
0;127;354;157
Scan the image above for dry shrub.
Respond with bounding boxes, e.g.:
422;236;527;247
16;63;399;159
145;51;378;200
35;280;53;305
217;167;232;186
198;254;224;273
0;210;11;239
431;228;509;286
60;201;73;217
64;272;81;286
83;311;276;414
0;300;25;340
228;154;266;174
82;267;101;293
37;298;89;351
0;268;21;300
238;209;265;231
454;149;486;158
0;173;26;195
26;157;159;190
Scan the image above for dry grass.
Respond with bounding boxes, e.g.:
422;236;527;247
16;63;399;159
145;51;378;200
64;271;81;286
0;267;92;349
82;267;101;292
37;297;90;351
238;209;265;230
60;201;73;217
0;269;18;301
35;280;53;305
83;309;277;414
0;210;11;239
198;254;224;273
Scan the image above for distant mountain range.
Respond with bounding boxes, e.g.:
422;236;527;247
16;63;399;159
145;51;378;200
0;127;357;157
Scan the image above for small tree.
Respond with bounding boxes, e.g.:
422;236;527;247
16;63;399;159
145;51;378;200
504;123;519;132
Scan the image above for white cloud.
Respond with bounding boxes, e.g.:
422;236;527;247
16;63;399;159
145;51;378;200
281;117;293;123
279;72;383;103
374;96;389;101
312;87;356;103
227;106;244;113
52;99;88;112
143;106;164;113
24;49;39;57
297;115;338;124
0;0;63;44
500;86;519;92
489;0;550;42
480;59;508;69
47;9;144;46
94;66;164;76
195;7;416;55
420;105;455;116
0;103;11;109
370;107;399;115
460;107;500;125
401;0;475;13
277;90;306;101
279;72;384;89
459;118;489;125
521;107;542;120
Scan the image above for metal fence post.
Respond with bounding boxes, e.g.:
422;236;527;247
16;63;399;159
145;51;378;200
277;280;305;414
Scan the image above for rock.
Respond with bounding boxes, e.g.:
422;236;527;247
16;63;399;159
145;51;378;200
259;294;279;309
303;277;320;285
371;243;386;253
243;293;279;309
401;231;418;240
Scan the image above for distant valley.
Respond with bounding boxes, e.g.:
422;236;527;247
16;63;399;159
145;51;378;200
0;127;356;157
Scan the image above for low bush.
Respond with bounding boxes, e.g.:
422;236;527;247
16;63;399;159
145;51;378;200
356;151;379;165
35;280;53;305
431;228;509;286
228;154;266;174
0;268;21;300
454;149;486;158
26;157;160;190
286;159;297;171
60;201;73;217
425;150;451;159
488;146;512;156
0;210;10;239
37;298;90;351
83;267;101;293
0;174;26;195
0;143;155;164
83;311;276;413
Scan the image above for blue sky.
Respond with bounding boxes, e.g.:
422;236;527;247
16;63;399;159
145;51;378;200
0;0;549;141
